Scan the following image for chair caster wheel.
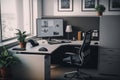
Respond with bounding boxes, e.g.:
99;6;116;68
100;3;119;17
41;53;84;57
88;75;92;79
64;75;67;78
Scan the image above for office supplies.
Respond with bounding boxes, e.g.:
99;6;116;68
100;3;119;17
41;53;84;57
28;39;39;47
77;31;81;40
39;47;48;51
36;19;63;39
65;25;72;40
92;30;98;37
26;42;32;50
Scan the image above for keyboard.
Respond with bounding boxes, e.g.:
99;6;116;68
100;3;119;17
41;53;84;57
60;40;71;43
48;40;61;44
48;39;71;44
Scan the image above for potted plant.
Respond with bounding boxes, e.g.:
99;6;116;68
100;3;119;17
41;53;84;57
0;46;20;78
95;4;106;16
16;29;27;48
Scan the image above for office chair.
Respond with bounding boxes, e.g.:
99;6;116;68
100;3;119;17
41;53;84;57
63;30;92;80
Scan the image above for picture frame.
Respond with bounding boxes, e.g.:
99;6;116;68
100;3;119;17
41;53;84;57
82;0;98;11
58;0;73;12
109;0;120;11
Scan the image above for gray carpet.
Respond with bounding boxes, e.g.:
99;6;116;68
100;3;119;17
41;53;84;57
51;64;120;80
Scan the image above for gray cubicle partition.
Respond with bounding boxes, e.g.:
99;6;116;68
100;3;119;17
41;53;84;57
42;17;99;40
99;15;120;77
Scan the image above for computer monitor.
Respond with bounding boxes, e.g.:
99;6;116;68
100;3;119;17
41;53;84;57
36;18;63;39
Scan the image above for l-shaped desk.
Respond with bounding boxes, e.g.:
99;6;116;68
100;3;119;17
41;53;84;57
10;40;99;80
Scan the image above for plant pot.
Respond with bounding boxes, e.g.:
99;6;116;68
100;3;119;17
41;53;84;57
97;12;103;16
0;67;11;80
0;67;6;78
19;42;26;48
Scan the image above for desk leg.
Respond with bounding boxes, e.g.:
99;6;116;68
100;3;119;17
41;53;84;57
45;55;51;80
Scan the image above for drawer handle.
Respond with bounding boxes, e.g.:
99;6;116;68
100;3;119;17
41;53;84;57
108;50;114;52
108;62;112;64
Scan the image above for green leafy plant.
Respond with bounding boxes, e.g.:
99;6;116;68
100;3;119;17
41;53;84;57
95;4;106;13
95;4;106;16
16;29;27;48
16;29;27;43
0;46;20;78
0;46;20;68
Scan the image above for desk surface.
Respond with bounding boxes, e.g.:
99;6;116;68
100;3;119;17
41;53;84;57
10;40;99;55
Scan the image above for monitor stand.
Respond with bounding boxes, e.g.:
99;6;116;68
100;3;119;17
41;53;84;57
40;37;52;41
48;37;52;41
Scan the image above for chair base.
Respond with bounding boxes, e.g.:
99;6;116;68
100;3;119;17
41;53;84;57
64;70;92;80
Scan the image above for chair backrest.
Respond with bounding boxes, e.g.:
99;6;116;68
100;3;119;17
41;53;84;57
77;30;92;66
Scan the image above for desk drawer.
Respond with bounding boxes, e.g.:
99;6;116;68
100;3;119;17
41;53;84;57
100;48;120;55
99;61;120;76
100;48;120;61
99;48;120;76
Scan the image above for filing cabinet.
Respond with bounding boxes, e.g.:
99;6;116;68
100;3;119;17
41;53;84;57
99;48;120;76
99;16;120;77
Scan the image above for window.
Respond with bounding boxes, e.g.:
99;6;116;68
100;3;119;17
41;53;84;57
0;0;33;41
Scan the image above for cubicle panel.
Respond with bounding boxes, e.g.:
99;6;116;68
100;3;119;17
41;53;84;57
99;15;120;77
100;16;120;49
42;17;99;40
12;54;45;80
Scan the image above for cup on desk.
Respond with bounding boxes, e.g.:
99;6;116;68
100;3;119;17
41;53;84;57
26;42;32;50
73;37;75;41
38;40;48;44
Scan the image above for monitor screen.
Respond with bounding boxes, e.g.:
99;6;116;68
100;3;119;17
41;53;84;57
36;18;63;38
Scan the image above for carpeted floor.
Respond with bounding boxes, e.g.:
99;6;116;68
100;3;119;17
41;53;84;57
51;64;120;80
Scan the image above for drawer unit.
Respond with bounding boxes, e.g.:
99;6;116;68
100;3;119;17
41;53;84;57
99;48;120;76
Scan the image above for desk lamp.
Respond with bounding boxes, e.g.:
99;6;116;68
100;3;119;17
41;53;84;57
65;25;72;40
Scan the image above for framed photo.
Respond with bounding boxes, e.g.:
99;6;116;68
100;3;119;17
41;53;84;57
58;0;73;12
109;0;120;11
82;0;98;11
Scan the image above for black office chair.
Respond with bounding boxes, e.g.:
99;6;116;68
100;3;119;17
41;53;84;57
63;30;92;80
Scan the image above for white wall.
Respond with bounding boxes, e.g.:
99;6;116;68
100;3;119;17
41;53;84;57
32;0;42;36
41;0;120;17
42;0;54;16
32;0;38;36
37;0;43;18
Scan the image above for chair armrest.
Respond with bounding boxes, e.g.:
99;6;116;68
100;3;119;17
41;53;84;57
64;52;76;64
74;47;81;53
65;46;80;55
74;47;80;50
65;52;76;56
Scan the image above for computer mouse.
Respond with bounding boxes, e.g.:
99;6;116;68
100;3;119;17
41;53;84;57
61;41;65;43
39;47;48;51
94;42;98;44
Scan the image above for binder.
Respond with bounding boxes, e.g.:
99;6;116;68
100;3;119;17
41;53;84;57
78;31;81;41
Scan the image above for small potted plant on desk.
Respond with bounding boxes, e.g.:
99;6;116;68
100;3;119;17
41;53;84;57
0;46;20;79
95;4;106;16
16;29;27;48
